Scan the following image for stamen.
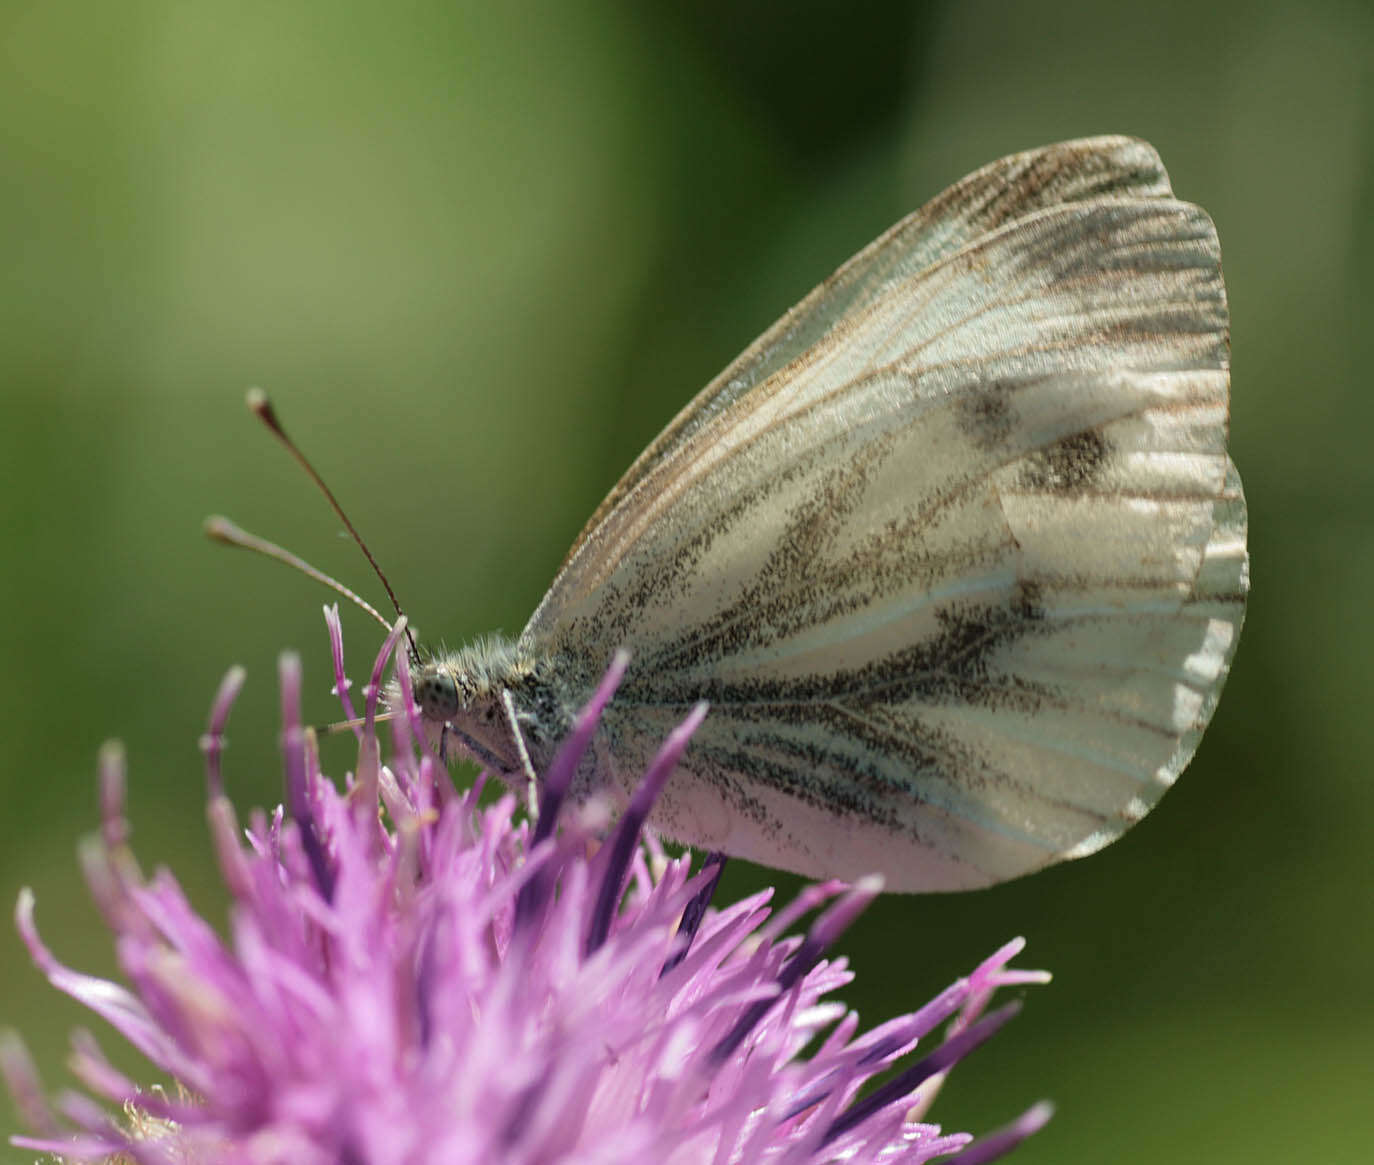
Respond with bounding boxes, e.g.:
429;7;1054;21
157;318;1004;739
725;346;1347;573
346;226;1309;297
391;642;428;761
278;653;335;902
585;702;707;956
659;850;727;976
515;651;630;932
532;649;631;847
207;795;254;901
820;1001;1023;1146
97;741;128;850
67;1031;137;1108
365;617;409;732
198;665;246;799
709;876;882;1067
943;1102;1055;1165
323;604;362;736
0;1032;59;1138
757;878;847;945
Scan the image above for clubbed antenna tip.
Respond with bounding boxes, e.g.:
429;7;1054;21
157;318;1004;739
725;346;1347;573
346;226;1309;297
233;388;419;664
204;515;394;635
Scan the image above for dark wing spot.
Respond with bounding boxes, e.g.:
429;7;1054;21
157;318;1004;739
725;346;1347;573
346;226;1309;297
956;380;1017;451
1020;429;1110;493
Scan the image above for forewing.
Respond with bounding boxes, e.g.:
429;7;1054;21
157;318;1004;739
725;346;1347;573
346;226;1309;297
525;191;1245;891
565;136;1174;558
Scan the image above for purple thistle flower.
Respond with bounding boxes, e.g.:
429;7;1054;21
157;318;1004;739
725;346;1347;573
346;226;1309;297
4;609;1052;1163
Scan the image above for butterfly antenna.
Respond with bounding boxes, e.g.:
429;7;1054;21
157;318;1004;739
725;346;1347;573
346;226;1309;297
243;387;420;664
204;515;394;634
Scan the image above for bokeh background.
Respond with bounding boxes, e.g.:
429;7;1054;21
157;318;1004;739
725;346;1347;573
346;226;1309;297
2;1;1370;1161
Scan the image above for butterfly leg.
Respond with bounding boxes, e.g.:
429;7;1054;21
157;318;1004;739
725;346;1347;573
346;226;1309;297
501;688;540;817
444;725;522;789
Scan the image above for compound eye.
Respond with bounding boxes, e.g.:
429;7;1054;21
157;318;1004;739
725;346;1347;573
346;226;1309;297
415;667;460;722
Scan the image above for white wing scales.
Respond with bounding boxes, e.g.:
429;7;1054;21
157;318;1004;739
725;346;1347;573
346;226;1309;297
521;138;1246;891
565;135;1175;552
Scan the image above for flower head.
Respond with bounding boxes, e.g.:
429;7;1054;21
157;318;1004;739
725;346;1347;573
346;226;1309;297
4;609;1051;1163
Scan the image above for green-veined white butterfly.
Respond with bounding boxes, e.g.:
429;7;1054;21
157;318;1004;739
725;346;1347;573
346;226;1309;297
242;136;1248;893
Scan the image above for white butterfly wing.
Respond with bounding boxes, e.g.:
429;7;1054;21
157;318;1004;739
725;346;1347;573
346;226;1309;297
524;146;1246;891
566;136;1173;553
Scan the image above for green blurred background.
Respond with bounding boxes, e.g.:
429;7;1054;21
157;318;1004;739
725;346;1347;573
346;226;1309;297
2;1;1370;1160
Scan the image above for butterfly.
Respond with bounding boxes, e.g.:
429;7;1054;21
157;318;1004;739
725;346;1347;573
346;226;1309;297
242;135;1247;893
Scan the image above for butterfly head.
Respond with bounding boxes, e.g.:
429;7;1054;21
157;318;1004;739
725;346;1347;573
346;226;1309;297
407;637;537;777
413;662;469;724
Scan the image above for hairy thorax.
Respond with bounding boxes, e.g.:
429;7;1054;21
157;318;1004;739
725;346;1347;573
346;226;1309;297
398;635;589;795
